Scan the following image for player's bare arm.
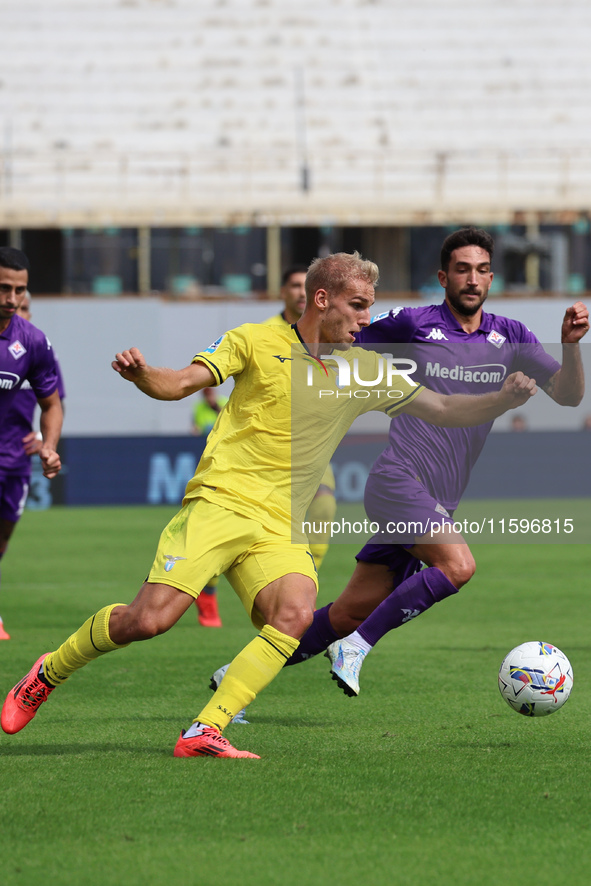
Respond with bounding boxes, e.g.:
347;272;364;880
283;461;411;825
542;302;589;406
112;347;216;400
37;389;63;479
404;371;537;427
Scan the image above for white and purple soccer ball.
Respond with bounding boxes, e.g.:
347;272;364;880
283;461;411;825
498;641;573;717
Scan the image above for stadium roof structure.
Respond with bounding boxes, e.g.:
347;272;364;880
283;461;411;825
1;0;591;228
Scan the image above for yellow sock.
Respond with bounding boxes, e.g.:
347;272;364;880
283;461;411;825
195;624;299;732
306;490;336;572
43;604;129;686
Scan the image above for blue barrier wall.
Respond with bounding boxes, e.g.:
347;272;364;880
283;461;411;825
462;431;591;499
33;431;591;508
61;436;208;505
330;430;591;502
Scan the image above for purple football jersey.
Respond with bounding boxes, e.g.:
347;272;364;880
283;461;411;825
0;315;60;426
0;359;65;474
357;301;560;509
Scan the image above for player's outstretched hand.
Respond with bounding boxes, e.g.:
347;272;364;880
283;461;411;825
501;371;537;409
561;302;590;344
112;347;148;382
39;447;61;479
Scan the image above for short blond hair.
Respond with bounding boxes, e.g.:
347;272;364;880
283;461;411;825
305;252;379;302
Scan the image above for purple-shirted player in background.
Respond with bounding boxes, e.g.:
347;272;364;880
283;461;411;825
283;227;589;696
0;248;63;640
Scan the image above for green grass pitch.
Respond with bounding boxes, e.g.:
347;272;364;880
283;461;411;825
1;505;590;886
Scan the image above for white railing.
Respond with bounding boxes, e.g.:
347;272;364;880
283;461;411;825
1;146;589;226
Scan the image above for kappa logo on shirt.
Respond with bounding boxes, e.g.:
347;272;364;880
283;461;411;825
8;340;27;360
487;329;506;349
425;328;449;341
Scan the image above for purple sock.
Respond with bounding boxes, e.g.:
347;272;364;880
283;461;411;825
284;603;339;666
357;567;458;647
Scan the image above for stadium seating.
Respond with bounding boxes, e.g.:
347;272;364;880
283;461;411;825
1;0;590;225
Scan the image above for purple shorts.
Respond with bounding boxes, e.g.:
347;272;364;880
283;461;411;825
0;470;31;523
356;541;423;583
356;466;455;571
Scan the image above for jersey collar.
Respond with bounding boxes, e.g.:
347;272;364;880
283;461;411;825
292;322;314;355
0;315;16;339
292;322;339;357
441;299;492;335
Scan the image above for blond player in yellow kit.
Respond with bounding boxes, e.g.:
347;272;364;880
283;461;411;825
263;265;336;571
196;266;334;630
1;253;536;758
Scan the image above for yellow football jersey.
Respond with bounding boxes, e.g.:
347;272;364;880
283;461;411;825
262;311;290;328
263;312;334;494
187;323;423;536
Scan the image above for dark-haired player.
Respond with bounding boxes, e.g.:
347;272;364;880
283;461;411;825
0;250;63;639
288;228;589;696
264;265;309;326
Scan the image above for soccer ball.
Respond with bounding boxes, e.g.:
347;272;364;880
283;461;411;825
498;641;573;717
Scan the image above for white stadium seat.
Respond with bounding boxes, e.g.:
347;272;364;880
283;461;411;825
1;0;590;225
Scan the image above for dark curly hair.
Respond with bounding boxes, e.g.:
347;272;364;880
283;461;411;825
440;228;494;272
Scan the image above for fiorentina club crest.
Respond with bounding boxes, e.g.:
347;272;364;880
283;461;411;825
8;340;27;360
487;329;506;349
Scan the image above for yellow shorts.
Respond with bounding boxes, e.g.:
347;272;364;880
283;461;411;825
148;497;318;628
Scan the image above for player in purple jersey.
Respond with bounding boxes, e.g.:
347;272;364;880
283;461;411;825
0;292;65;640
0;249;63;640
284;228;589;696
